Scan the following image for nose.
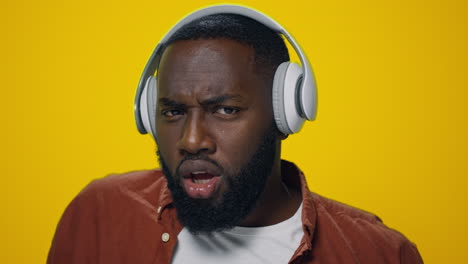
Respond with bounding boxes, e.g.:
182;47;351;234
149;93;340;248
176;111;216;155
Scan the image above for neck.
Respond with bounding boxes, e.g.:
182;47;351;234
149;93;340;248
239;143;302;227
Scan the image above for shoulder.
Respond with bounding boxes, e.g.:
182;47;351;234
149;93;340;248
65;169;167;219
78;169;166;202
48;170;168;263
311;192;383;225
309;193;423;263
83;169;165;192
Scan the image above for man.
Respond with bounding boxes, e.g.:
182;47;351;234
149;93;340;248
48;7;423;264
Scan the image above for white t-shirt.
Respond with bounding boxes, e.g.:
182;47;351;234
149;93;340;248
171;203;303;264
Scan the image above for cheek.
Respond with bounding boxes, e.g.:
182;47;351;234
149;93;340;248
210;116;271;173
155;124;181;170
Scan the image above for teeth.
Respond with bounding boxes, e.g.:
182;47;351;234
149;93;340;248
192;171;207;175
193;179;210;184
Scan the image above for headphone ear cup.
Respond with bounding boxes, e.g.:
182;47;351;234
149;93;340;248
272;62;305;134
147;76;158;139
139;76;158;138
273;62;290;134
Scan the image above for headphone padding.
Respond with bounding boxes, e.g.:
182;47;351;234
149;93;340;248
283;62;305;133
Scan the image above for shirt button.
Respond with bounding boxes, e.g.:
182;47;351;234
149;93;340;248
161;232;170;243
157;206;162;214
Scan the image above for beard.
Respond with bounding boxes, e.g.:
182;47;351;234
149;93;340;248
157;123;278;234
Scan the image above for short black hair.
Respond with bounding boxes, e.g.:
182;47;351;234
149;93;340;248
163;14;290;81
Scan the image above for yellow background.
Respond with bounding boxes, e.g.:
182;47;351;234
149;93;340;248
2;0;467;263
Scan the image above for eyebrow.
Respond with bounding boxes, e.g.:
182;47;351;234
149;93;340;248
199;94;244;106
159;97;185;108
159;94;244;107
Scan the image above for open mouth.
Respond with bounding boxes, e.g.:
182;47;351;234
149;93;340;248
182;173;221;199
191;171;215;184
178;160;223;199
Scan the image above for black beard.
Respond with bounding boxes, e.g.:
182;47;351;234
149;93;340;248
157;124;278;233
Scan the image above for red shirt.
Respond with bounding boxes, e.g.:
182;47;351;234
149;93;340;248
48;160;423;263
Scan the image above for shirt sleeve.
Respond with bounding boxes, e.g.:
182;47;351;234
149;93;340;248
47;181;102;264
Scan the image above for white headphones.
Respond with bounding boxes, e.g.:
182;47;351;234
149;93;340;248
134;4;317;138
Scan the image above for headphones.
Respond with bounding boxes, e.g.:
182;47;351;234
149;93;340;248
134;5;317;138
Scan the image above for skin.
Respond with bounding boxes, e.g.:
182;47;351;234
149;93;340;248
156;38;301;227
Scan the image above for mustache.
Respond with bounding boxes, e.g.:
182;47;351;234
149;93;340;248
175;154;223;176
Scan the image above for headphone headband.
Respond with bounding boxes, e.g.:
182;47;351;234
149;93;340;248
135;4;317;134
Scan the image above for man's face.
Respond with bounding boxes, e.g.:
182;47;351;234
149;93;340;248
156;38;278;232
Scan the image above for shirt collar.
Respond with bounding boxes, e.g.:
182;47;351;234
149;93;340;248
156;177;174;220
280;160;317;250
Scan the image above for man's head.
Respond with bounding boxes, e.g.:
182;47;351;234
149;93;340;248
163;14;289;86
155;14;289;233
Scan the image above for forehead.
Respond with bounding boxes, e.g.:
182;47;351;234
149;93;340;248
157;38;265;99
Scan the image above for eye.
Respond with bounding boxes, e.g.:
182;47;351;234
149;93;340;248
161;109;184;118
215;106;240;115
